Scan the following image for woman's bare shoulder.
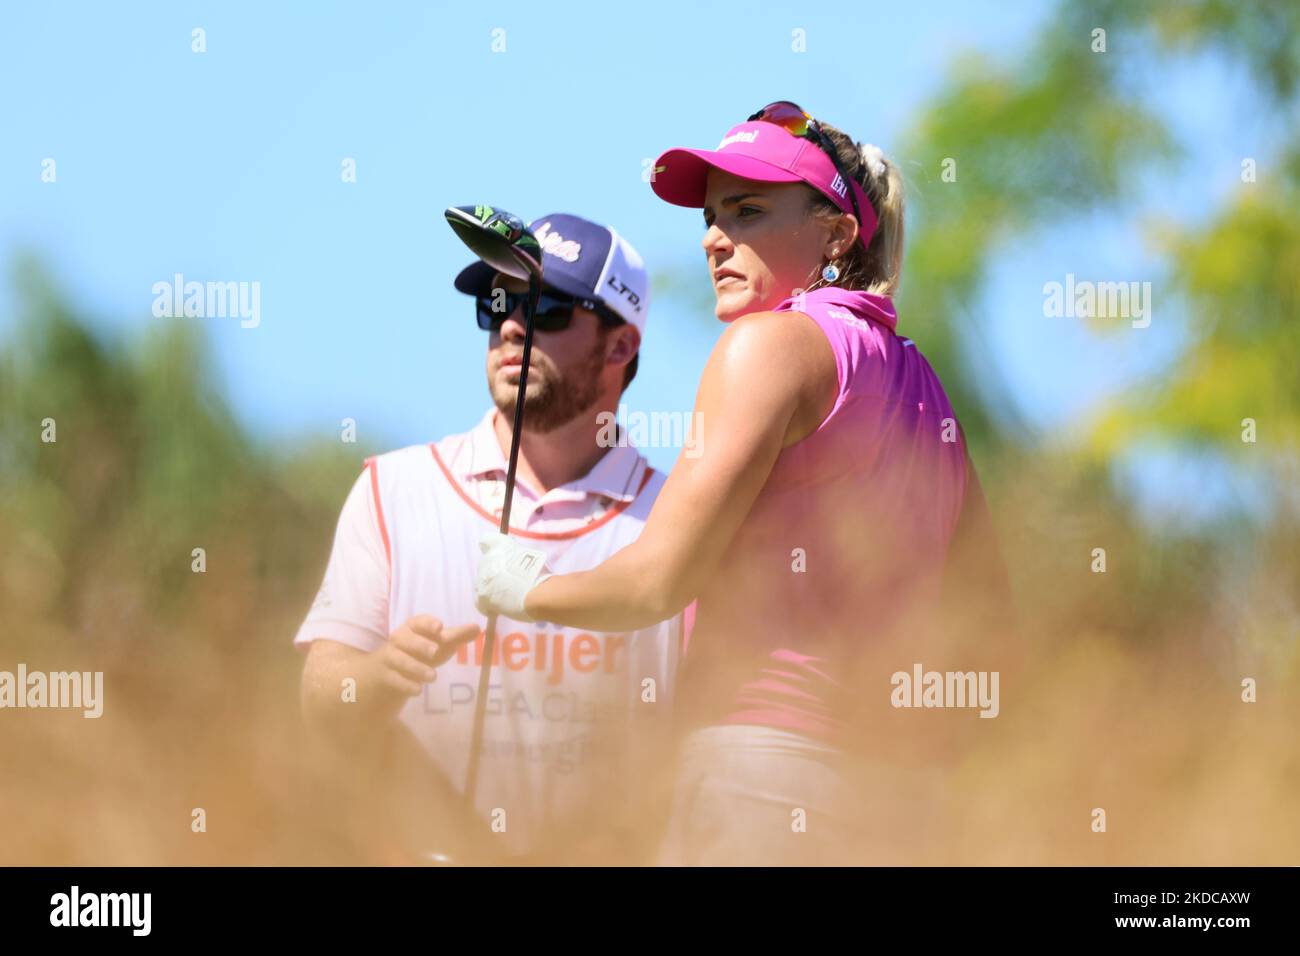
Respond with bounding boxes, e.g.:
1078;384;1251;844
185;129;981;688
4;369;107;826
716;308;828;360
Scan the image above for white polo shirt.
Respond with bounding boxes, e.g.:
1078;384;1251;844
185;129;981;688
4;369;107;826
294;408;682;855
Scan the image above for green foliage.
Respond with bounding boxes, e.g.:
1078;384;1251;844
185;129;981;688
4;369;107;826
896;10;1179;452
1091;183;1300;456
0;256;365;643
1074;0;1300;479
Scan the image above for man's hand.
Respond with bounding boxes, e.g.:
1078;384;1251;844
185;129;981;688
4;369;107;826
364;616;480;723
299;617;484;859
301;616;480;738
366;615;480;714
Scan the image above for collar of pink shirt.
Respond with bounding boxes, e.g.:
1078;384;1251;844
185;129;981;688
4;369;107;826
434;408;650;531
773;285;898;333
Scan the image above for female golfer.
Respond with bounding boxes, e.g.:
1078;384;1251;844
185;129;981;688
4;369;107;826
476;102;999;864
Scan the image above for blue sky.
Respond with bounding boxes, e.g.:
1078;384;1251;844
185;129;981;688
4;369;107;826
0;1;1278;521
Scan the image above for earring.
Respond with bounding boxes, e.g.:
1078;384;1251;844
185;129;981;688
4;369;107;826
821;261;841;283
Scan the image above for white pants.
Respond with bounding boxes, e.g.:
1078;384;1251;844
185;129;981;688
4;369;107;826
656;725;856;866
656;724;950;866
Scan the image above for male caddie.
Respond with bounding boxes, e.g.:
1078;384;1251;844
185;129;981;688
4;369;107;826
294;213;681;863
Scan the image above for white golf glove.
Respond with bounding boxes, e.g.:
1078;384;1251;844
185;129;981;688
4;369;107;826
474;532;553;622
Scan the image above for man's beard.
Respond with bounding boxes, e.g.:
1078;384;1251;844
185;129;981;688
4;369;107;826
489;334;607;434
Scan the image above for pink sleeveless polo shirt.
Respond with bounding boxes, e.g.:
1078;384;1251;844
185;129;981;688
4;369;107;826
678;286;968;744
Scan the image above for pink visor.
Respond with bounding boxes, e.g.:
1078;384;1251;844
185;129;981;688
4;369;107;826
650;121;877;249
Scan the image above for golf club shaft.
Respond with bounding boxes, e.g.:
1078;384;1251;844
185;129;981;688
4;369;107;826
464;272;541;806
498;272;541;529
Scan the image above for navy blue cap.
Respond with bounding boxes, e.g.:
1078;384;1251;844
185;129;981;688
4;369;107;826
453;212;649;332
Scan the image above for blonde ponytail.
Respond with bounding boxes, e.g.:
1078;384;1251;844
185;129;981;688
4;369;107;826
807;122;906;297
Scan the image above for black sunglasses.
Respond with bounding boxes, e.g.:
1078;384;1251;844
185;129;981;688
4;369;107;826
475;289;624;332
747;100;868;241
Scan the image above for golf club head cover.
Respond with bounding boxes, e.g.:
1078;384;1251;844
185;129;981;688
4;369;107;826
474;532;553;622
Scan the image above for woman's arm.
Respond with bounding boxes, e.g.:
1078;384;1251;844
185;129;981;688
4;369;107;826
522;309;838;631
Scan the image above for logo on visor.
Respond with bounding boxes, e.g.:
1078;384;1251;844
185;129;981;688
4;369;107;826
829;173;848;199
718;130;758;150
534;221;582;263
